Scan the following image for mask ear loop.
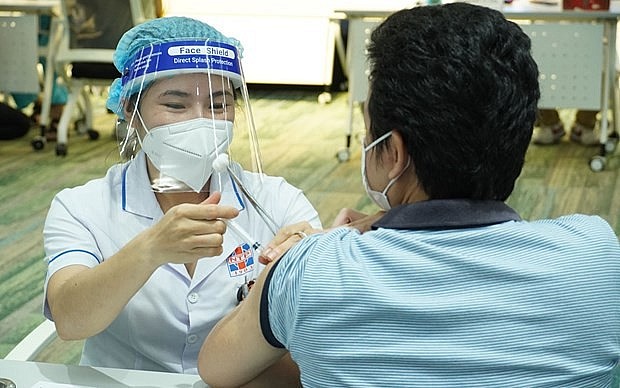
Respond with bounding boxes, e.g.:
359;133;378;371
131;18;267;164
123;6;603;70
381;158;411;196
118;44;156;160
117;96;137;160
133;110;151;151
364;130;393;152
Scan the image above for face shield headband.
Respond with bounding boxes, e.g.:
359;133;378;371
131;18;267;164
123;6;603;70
120;39;242;99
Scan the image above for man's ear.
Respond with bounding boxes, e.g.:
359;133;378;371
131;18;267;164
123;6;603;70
386;130;409;180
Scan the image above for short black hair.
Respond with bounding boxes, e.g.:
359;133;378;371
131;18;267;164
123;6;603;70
367;3;540;201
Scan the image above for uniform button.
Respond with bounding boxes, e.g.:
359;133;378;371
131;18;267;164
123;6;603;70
187;334;198;344
187;292;199;304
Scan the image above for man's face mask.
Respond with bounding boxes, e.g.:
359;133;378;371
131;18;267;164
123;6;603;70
361;130;410;211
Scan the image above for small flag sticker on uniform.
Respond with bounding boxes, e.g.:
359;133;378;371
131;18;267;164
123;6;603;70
227;243;255;277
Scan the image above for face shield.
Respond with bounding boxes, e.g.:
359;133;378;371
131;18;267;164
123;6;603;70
113;38;263;194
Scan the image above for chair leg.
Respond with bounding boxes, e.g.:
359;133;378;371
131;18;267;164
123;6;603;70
56;84;81;145
614;71;619;136
80;87;94;132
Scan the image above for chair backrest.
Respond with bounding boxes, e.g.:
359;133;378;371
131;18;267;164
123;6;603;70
55;0;155;72
66;0;133;50
55;0;126;67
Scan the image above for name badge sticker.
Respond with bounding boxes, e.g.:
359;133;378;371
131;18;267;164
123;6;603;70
226;242;256;277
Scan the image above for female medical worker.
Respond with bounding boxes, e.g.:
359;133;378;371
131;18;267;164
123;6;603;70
42;16;321;377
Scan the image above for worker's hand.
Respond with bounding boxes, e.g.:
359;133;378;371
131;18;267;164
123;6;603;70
258;221;321;264
331;208;385;233
139;192;239;266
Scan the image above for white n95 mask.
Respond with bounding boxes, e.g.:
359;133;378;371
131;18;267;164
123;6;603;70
140;117;234;192
361;130;409;211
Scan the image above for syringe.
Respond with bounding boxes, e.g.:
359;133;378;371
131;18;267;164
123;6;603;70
223;218;263;257
213;153;279;235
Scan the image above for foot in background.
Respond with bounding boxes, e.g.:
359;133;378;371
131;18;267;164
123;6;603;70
532;122;565;145
43;104;65;142
569;122;599;146
45;119;59;142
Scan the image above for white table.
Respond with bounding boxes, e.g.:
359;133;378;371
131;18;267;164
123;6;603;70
0;0;61;141
334;0;620;169
0;359;206;387
0;0;57;12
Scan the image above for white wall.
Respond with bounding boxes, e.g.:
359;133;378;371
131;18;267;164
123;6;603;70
162;0;336;86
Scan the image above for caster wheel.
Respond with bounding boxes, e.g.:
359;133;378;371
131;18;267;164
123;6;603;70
87;129;100;140
589;155;605;172
336;148;350;163
31;136;46;151
318;92;332;105
604;135;617;153
56;143;68;156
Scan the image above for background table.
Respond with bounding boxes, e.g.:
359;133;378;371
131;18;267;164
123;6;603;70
334;0;620;165
0;0;61;134
0;359;206;387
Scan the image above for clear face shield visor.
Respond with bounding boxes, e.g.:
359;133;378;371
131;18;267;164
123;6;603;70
113;39;263;194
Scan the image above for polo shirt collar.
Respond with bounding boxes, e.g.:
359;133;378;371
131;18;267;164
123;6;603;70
372;199;521;230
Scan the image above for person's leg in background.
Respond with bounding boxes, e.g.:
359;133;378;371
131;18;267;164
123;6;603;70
570;109;598;146
10;14;68;142
11;92;38;115
31;12;69;141
533;109;599;146
11;77;67;142
532;108;565;145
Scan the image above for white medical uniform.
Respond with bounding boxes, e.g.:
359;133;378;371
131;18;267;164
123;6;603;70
42;151;321;374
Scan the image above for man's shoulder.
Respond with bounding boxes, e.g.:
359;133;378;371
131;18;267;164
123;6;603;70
532;214;616;240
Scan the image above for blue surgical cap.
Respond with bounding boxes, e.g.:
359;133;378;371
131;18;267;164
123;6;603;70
106;16;243;118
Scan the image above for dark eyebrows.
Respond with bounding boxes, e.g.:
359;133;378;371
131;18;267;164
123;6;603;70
211;90;235;100
157;89;234;99
158;90;191;98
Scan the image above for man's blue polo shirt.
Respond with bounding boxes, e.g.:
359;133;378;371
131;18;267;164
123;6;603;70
261;200;620;387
